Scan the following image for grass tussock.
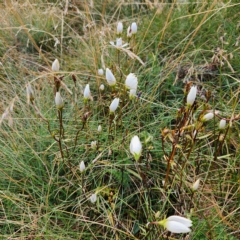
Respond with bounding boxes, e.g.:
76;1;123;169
0;0;240;239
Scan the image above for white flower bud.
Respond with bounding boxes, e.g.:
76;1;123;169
55;92;64;109
130;136;142;161
129;89;136;99
131;22;137;34
90;193;97;203
159;216;192;234
219;119;226;129
97;125;102;132
84;84;91;101
99;84;105;91
91;141;97;150
117;22;123;34
186;86;197;106
98;69;104;75
165;217;192;233
52;59;60;71
106;68;116;86
79;161;86;172
192;179;200;191
116;38;123;47
109;98;120;113
202;112;214;121
125;73;138;90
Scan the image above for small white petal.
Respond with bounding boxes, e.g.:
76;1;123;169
167;216;192;227
166;221;191;233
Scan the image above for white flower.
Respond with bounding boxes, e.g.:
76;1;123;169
186;86;197;106
192;179;200;191
125;73;138;90
130;136;142;161
219;119;226;129
202;112;214;121
84;84;91;101
109;98;120;113
160;216;192;234
110;38;128;48
106;68;116;86
117;22;123;34
127;26;132;38
52;59;60;71
98;125;102;132
129;89;136;99
91;141;97;150
98;69;104;75
90;193;97;203
79;161;86;172
99;84;105;91
55;92;64;109
26;83;34;102
131;22;137;34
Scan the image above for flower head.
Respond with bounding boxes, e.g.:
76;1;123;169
79;161;86;172
125;73;138;90
219;119;226;129
192;179;200;191
201;112;214;122
110;38;128;48
117;22;123;34
109;98;120;113
99;84;105;91
186;86;197;106
130;136;142;161
91;141;97;150
52;59;60;71
55;92;64;109
84;84;91;102
97;125;102;133
98;69;104;75
131;22;137;34
90;193;97;203
159;216;192;234
106;68;116;86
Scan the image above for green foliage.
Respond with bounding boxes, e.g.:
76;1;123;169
0;1;240;239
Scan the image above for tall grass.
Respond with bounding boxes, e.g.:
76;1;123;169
0;0;239;239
